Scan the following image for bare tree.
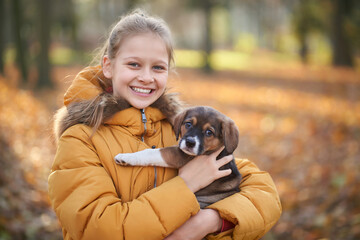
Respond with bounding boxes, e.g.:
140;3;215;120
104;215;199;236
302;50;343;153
36;0;53;89
202;0;213;73
187;0;225;73
292;0;325;64
331;0;354;67
0;0;5;75
11;0;28;83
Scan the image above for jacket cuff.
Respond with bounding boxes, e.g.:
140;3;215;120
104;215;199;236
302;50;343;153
220;219;235;232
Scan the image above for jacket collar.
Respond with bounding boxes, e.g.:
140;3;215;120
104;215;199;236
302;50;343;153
105;107;165;137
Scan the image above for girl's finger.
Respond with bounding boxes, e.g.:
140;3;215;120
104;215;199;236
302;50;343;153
217;169;232;178
216;155;233;168
211;146;225;158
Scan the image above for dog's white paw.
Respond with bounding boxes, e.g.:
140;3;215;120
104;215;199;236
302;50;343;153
114;153;135;166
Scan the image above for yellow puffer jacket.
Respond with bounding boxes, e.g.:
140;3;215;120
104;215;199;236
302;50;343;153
48;66;281;240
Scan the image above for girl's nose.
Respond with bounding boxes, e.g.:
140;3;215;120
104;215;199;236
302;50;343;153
138;68;154;83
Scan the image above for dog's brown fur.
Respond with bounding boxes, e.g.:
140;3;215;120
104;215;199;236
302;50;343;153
170;106;242;208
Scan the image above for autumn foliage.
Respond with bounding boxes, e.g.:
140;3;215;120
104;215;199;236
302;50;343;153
0;65;359;239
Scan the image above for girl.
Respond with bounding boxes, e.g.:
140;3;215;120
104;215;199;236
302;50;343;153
48;10;281;240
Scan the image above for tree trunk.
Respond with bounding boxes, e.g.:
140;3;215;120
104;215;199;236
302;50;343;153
203;0;213;73
331;0;354;67
66;0;78;50
299;35;309;64
36;0;53;89
0;0;5;74
11;0;28;83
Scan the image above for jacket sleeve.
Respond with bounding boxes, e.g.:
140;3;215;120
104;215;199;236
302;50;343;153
206;159;282;240
48;127;200;240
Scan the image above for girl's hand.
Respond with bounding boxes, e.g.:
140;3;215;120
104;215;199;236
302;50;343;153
164;209;222;240
178;147;233;193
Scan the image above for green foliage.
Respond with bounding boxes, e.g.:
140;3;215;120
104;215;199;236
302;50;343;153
234;33;257;54
175;49;206;68
211;7;230;46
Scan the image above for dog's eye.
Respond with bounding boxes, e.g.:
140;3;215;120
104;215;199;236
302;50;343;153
184;122;192;129
205;129;214;137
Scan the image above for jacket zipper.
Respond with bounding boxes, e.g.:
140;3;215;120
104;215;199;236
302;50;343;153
140;109;147;142
140;109;157;188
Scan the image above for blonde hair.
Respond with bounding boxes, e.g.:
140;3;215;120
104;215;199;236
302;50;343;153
77;10;175;138
96;9;174;68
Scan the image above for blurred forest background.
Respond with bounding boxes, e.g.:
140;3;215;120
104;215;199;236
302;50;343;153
0;0;359;239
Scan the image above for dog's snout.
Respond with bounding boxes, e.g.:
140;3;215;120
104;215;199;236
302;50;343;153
179;136;200;156
185;137;196;148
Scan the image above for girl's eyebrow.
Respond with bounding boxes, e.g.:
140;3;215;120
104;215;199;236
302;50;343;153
123;56;168;66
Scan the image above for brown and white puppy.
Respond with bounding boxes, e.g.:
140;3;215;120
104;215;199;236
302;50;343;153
115;106;242;208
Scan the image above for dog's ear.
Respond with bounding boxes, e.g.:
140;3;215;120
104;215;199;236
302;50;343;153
173;109;188;140
222;119;239;153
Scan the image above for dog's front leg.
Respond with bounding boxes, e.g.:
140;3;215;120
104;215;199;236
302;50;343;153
115;146;191;168
115;148;170;167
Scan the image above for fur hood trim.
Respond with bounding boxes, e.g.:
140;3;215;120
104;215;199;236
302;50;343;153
54;92;184;140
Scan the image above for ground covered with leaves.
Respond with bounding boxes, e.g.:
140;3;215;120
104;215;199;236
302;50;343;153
0;77;61;240
0;65;359;239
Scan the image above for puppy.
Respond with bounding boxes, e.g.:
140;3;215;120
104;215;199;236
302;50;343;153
115;106;242;208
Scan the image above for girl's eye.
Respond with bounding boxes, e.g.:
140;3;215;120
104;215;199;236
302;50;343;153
205;129;214;137
128;62;140;68
153;65;166;71
184;122;192;129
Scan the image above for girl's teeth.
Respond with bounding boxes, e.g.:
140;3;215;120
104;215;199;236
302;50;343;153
132;87;151;94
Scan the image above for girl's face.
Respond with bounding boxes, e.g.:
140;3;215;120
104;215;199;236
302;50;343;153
103;33;169;109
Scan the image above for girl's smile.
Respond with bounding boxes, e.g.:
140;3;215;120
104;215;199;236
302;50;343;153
102;32;169;109
131;87;153;94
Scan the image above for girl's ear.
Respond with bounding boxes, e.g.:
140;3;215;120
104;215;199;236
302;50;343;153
102;55;113;78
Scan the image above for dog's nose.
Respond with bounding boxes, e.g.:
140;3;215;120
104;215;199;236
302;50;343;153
185;137;196;148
